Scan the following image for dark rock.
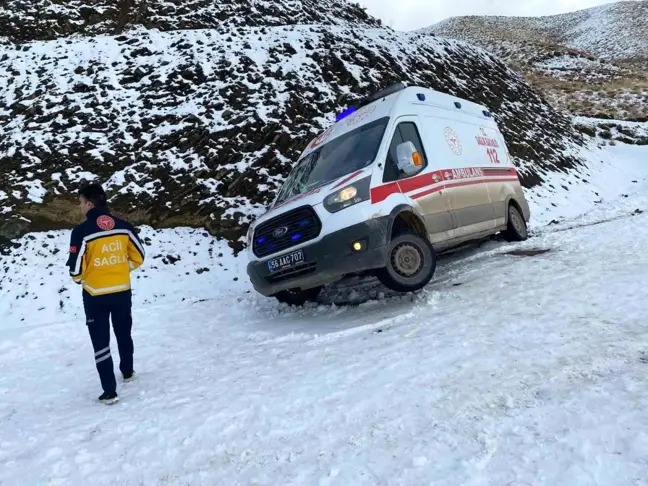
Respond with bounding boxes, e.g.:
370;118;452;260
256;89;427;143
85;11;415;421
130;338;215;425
0;218;30;241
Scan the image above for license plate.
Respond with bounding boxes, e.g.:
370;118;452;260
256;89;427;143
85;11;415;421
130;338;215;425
268;250;305;274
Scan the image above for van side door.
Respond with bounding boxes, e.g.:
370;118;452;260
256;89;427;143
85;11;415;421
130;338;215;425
380;117;454;243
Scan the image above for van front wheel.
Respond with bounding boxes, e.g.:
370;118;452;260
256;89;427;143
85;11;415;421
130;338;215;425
377;232;436;293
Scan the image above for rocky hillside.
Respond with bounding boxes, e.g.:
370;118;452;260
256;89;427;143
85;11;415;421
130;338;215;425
0;0;382;41
424;1;648;120
0;3;589;250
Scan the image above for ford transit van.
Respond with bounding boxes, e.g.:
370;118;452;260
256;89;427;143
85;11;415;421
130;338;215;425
246;83;530;305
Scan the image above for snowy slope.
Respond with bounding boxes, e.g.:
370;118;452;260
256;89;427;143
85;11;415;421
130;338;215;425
426;1;648;64
0;25;587;247
423;1;648;120
538;0;648;63
1;146;648;485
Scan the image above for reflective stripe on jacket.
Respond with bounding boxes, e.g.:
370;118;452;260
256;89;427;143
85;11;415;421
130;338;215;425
66;207;145;296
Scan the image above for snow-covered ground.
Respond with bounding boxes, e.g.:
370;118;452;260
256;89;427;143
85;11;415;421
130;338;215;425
574;117;648;142
533;55;622;81
1;143;648;485
525;141;647;227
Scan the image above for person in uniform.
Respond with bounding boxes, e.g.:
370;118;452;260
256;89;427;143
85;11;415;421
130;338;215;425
66;183;146;404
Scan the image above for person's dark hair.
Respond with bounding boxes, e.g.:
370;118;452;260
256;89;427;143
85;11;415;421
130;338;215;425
79;183;107;207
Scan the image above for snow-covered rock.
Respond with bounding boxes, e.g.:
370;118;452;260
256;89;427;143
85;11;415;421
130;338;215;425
574;117;648;146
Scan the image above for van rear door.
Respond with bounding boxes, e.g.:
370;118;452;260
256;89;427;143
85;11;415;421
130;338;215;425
478;125;518;226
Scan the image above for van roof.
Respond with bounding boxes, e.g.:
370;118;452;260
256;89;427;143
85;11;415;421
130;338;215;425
355;85;493;121
394;86;492;119
300;84;495;159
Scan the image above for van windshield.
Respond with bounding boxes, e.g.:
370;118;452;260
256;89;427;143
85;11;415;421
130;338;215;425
275;117;389;204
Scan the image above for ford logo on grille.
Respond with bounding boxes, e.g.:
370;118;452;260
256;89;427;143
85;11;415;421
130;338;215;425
273;226;289;237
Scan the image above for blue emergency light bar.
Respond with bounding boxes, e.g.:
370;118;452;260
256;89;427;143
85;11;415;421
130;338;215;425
336;82;408;122
336;106;357;121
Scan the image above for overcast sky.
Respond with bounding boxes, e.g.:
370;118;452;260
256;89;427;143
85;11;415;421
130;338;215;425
356;0;625;30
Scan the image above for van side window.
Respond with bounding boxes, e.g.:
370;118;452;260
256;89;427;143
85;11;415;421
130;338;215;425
382;122;428;183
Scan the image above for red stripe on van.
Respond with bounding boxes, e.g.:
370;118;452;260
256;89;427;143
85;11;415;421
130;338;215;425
411;186;443;200
397;172;439;193
331;170;364;191
370;182;401;203
371;167;519;204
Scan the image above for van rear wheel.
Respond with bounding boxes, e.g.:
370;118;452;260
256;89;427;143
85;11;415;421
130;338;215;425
377;232;436;293
504;204;528;242
274;286;323;307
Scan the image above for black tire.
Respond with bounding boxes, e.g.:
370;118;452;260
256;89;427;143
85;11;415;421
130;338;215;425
274;286;323;306
376;231;436;293
503;204;528;242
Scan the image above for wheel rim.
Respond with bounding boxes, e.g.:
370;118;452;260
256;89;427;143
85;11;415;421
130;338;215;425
510;208;526;235
391;243;423;278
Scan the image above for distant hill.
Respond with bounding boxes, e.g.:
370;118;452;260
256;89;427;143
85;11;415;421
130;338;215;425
423;1;648;120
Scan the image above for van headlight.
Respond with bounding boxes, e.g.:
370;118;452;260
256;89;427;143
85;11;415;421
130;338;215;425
324;176;371;213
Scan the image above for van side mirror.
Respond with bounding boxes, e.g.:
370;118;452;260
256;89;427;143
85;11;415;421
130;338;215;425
396;141;424;176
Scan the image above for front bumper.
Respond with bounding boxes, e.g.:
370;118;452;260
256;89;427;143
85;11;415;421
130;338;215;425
247;216;390;296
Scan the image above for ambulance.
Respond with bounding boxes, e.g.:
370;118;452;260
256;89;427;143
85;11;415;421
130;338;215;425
246;83;530;305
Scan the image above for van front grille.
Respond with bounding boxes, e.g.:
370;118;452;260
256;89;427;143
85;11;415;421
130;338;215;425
252;206;322;258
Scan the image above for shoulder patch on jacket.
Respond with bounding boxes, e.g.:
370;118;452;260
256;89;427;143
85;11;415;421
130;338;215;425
97;215;116;231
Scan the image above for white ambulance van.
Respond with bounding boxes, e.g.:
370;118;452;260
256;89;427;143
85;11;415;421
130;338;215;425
246;83;530;305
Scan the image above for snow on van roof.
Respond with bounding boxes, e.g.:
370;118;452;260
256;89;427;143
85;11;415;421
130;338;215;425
300;85;493;159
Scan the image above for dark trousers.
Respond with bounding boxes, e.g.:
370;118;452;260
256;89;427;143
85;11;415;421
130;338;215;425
83;290;134;394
